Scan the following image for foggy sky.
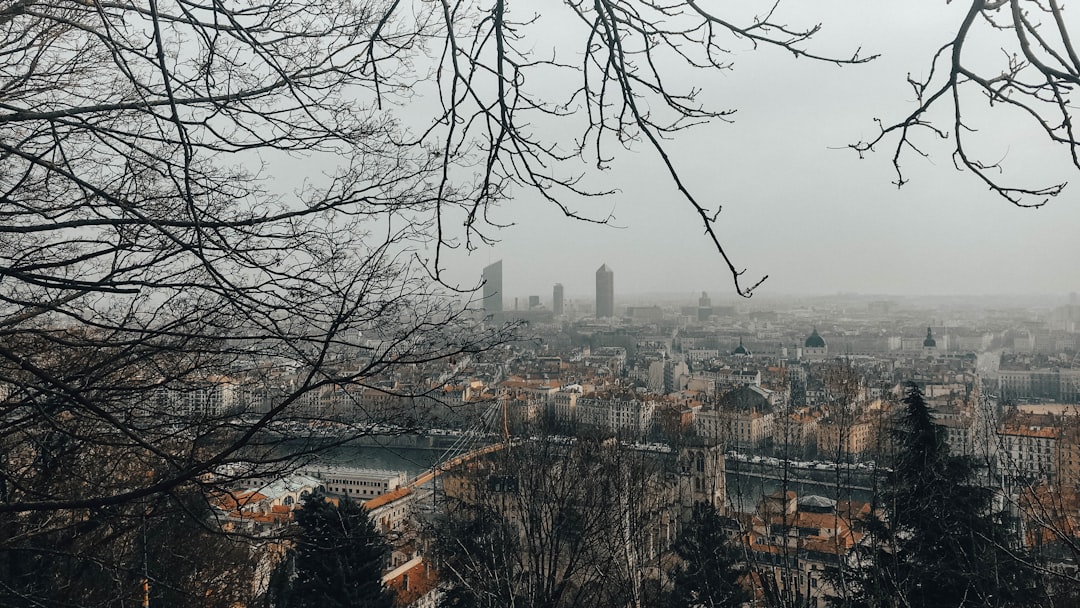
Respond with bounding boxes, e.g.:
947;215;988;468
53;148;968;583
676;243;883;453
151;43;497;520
439;1;1080;301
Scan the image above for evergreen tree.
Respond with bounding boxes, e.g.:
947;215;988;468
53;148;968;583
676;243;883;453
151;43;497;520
842;383;1042;608
282;494;395;608
668;502;750;608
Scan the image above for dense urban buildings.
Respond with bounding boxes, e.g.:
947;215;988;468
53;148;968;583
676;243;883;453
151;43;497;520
32;284;1080;608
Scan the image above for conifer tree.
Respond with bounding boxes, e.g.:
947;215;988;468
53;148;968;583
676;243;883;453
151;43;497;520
668;502;750;608
842;383;1042;608
282;494;395;608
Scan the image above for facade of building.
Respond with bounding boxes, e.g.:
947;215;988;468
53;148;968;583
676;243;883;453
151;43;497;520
997;367;1080;403
583;346;627;375
695;386;776;449
553;387;581;424
693;367;761;388
677;443;726;519
1057;417;1080;494
934;410;978;457
804;328;828;359
159;376;239;417
570;396;658;436
815;418;874;461
698;291;712;322
595;263;614;318
300;466;408;501
214;473;324;528
998;412;1061;480
364;486;416;533
482;260;503;316
552;283;564;316
774;409;823;454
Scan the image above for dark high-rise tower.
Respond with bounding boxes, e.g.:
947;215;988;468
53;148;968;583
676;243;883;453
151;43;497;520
595;264;614;318
698;291;712;322
482;260;502;316
552;283;564;316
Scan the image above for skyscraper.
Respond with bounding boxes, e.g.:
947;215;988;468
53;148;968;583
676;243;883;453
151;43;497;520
552;283;564;316
595;264;614;318
698;291;712;322
482;260;502;316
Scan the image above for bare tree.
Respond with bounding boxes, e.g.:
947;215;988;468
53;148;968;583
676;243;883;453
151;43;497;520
434;436;678;608
852;0;1080;207
421;0;871;296
7;0;1072;604
0;1;515;601
0;2;875;596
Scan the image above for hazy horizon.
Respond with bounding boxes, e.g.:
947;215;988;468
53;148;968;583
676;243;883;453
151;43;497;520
431;1;1079;302
487;282;1079;310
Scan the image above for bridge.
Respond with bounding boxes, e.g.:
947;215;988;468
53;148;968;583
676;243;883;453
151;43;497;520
363;444;506;533
405;441;508;489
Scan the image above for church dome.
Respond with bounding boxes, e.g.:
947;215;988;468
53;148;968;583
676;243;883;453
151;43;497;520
923;327;937;348
805;328;826;349
732;337;751;356
718;385;774;414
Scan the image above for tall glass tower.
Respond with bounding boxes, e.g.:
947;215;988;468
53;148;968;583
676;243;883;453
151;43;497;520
482;260;502;315
595;264;614;318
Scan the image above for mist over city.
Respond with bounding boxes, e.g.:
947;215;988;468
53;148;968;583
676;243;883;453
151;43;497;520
3;0;1080;607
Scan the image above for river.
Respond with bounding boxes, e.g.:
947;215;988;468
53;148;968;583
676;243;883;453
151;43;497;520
725;463;877;512
282;435;469;474
295;437;879;513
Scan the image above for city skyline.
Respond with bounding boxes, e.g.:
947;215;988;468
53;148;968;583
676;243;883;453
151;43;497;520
422;1;1080;301
10;1;1080;606
470;257;1078;307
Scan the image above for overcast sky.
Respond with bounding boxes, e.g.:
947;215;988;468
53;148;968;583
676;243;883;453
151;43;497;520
427;1;1080;301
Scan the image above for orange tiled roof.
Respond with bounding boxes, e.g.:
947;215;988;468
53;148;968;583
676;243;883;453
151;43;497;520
212;490;267;511
364;487;413;511
765;511;851;533
1000;424;1060;439
386;561;439;606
